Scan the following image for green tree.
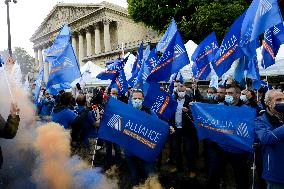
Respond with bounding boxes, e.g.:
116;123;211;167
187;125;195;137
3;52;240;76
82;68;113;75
128;0;284;44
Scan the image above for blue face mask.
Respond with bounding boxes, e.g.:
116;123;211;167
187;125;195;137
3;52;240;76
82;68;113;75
207;93;216;100
132;99;143;109
225;95;234;105
240;95;248;103
111;95;118;99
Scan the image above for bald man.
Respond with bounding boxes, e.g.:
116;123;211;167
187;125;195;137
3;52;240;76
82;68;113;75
255;90;284;188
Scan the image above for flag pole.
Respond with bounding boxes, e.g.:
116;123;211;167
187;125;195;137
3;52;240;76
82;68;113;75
3;66;15;103
121;42;125;58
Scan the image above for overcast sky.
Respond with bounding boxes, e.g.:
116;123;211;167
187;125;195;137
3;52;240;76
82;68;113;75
0;0;127;57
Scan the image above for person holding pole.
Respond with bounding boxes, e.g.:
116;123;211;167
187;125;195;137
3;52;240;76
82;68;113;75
0;103;20;168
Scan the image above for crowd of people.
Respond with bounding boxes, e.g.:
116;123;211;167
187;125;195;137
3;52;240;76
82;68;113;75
26;78;284;189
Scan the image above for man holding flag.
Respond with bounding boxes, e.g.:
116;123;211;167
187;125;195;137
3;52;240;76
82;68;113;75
191;85;255;189
98;90;169;187
170;84;198;178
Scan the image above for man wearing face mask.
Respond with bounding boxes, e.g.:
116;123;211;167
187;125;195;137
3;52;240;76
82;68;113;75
170;84;198;178
205;87;218;104
207;85;250;189
125;90;156;187
104;87;122;170
255;90;284;189
240;89;263;115
216;85;226;104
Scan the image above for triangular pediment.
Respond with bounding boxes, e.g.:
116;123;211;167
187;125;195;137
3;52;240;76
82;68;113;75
31;3;103;40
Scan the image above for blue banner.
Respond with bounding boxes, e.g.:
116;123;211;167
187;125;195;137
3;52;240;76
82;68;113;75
191;103;256;152
192;62;211;80
212;12;246;77
262;22;284;68
240;0;283;56
147;31;190;82
143;83;177;121
98;98;169;162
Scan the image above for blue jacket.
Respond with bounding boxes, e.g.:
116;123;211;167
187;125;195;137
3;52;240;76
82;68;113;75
255;111;284;184
51;106;77;129
39;97;55;116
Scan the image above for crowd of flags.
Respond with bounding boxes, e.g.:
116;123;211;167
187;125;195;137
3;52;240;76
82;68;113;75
26;0;284;121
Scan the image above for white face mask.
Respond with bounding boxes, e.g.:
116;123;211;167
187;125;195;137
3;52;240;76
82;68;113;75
178;91;186;98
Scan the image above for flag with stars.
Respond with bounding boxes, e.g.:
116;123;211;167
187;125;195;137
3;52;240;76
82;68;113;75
262;22;284;68
110;70;128;96
143;83;177;121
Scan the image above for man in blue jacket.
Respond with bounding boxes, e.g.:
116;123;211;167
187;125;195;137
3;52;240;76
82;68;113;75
255;90;284;189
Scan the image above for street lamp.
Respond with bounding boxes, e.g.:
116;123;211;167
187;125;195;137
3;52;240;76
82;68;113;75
4;0;17;57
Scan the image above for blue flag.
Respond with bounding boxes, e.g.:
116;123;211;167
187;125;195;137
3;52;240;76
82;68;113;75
145;48;159;71
192;62;211;80
233;57;248;85
97;55;129;80
246;55;260;81
132;42;144;75
45;24;71;63
143;45;151;62
98;98;169;162
191;103;256;152
0;55;4;67
192;32;219;80
134;60;150;93
192;32;219;68
156;19;178;53
240;0;283;56
147;32;190;82
212;12;246;77
33;68;44;103
262;22;284;68
143;83;178;121
46;43;81;92
110;70;128;96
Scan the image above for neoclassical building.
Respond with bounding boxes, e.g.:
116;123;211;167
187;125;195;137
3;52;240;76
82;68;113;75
30;1;159;82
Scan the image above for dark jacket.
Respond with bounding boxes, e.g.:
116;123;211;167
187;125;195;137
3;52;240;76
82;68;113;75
170;94;196;137
255;110;284;184
0;114;20;168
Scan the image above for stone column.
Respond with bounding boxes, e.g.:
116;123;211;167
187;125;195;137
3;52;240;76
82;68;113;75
94;23;101;54
78;31;84;67
86;28;92;56
34;49;39;69
103;19;111;52
71;34;77;56
38;48;43;70
43;48;49;83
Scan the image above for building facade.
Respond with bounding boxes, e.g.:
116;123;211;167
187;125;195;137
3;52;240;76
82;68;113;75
30;1;159;82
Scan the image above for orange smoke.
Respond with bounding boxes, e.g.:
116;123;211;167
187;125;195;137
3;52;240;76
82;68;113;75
133;175;163;189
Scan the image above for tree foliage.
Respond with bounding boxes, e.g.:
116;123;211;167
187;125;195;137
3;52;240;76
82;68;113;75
128;0;284;44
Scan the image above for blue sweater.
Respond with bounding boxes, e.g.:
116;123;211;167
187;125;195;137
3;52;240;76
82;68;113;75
255;111;284;184
51;106;77;129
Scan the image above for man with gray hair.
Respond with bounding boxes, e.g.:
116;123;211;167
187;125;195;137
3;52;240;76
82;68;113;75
255;90;284;189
